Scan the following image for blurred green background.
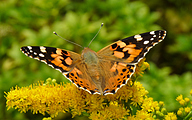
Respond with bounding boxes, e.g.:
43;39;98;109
0;0;192;119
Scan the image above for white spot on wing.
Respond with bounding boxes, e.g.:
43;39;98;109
134;34;143;41
34;57;40;60
150;38;154;41
150;31;155;35
27;46;32;50
40;46;46;53
144;40;149;45
39;53;45;57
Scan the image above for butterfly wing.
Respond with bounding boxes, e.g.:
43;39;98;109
21;46;81;73
98;60;136;95
98;30;166;63
97;30;166;95
21;46;101;94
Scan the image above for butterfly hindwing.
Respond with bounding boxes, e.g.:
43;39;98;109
64;65;101;95
103;62;136;95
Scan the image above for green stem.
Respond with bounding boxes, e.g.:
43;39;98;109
184;111;192;120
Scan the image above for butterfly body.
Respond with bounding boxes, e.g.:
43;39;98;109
21;30;166;95
81;47;105;94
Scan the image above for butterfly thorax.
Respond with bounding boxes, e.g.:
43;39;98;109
81;47;100;76
81;47;99;65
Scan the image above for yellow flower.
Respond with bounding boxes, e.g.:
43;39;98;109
128;82;148;107
184;107;191;113
127;110;154;120
135;59;150;76
176;94;188;106
176;95;183;102
165;112;177;120
179;100;186;106
89;101;129;120
184;97;190;103
159;101;164;107
42;117;52;120
141;97;159;113
177;107;183;116
190;89;192;96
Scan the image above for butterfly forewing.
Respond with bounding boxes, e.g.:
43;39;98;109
21;46;81;73
97;30;166;64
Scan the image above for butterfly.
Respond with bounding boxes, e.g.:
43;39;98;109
21;29;166;95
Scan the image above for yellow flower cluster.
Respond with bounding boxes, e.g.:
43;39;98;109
6;79;178;119
176;93;192;119
164;112;177;120
5;78;148;119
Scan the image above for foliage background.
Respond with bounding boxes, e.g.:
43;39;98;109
0;0;191;119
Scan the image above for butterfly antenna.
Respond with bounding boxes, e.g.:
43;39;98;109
53;32;83;48
88;23;104;47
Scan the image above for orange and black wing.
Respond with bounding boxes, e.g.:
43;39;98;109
97;30;166;95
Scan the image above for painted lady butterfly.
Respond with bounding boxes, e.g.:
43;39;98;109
21;28;166;95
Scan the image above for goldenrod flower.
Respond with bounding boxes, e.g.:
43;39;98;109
42;117;52;120
184;107;191;113
179;100;186;106
184;97;190;103
176;95;183;102
127;110;154;120
141;97;159;112
89;101;129;120
176;92;192;120
165;112;177;120
159;101;164;107
177;108;183;116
